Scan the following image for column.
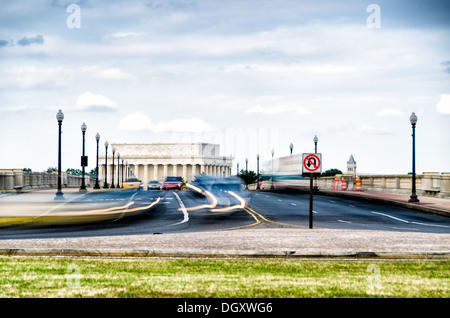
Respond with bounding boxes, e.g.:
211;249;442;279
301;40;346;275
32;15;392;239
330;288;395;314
144;164;149;189
192;164;196;178
173;164;178;177
153;164;158;181
163;164;168;179
201;164;205;175
182;164;187;181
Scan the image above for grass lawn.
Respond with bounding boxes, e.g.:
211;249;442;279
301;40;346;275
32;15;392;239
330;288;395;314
0;256;448;298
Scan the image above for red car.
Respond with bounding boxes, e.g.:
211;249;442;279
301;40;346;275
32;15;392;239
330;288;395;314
162;176;183;190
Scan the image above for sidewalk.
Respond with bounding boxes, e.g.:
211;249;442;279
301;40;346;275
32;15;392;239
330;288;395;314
318;189;450;217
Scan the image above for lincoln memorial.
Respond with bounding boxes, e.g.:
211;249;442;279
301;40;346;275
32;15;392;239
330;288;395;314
98;143;234;186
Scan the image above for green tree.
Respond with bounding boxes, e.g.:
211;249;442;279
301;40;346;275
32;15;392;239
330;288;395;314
322;168;343;177
237;170;259;185
66;168;82;176
47;167;57;173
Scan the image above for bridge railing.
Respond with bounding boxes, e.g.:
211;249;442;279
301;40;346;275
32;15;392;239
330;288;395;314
0;170;92;193
248;172;450;198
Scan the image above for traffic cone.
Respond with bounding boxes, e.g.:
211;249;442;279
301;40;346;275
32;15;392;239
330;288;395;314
341;178;347;191
332;176;339;190
355;176;362;191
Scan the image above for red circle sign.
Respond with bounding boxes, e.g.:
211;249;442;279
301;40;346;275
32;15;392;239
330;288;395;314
303;154;321;172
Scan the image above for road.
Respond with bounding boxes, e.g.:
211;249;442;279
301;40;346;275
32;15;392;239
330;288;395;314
0;187;449;240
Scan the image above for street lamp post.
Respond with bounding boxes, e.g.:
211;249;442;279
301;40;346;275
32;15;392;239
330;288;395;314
55;109;65;200
289;143;294;157
271;149;275;189
237;163;239;176
408;112;419;203
111;147;116;188
79;122;87;191
256;154;260;190
94;133;100;189
103;141;109;188
313;135;319;191
117;152;120;188
245;158;248;172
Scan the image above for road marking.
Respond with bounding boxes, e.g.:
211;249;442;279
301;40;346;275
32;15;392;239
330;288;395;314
278;199;283;202
172;192;189;225
290;203;296;206
371;211;409;223
338;219;352;223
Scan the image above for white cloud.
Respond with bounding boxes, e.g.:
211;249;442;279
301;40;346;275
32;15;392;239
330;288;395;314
118;113;214;133
76;92;118;111
246;103;311;115
376;108;403;116
436;94;450;115
118;112;152;131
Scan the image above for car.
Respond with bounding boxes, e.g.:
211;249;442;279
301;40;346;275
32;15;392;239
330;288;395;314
122;178;142;189
161;176;183;190
147;180;162;190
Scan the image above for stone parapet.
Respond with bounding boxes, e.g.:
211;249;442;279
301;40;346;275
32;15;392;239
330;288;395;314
0;170;91;193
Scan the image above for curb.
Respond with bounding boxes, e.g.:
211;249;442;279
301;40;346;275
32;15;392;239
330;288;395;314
1;248;449;260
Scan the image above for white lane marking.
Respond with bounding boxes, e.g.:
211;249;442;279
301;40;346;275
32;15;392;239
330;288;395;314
313;210;318;214
338;219;351;224
290;203;296;206
373;211;450;228
371;211;409;223
172;191;189;225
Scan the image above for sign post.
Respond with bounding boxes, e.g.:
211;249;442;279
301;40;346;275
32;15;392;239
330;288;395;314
302;153;322;229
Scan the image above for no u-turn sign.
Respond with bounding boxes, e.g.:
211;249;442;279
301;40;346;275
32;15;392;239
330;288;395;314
302;153;322;175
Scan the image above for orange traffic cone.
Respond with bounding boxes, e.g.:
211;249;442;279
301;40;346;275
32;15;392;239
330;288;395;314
355;176;362;191
332;176;339;190
341;178;347;191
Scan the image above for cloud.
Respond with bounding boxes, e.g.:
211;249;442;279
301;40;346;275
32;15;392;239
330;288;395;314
118;112;214;133
75;92;118;111
246;103;311;115
118;112;152;131
17;34;44;46
376;108;403;116
436;94;450;115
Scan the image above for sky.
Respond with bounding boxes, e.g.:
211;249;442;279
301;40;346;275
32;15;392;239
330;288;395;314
1;0;449;175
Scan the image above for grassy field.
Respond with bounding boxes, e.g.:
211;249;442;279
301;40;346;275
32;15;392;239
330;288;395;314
0;256;448;298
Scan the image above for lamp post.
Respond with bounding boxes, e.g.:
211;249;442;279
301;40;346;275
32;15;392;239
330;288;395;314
79;122;87;191
313;135;319;191
94;133;100;189
289;143;294;157
117;152;120;188
237;163;239;176
256;154;260;190
245;158;248;172
271;149;275;189
55;109;65;200
103;141;109;188
111;147;116;188
408;112;419;203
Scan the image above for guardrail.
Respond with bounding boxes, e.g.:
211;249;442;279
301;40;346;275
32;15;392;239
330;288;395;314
0;170;92;193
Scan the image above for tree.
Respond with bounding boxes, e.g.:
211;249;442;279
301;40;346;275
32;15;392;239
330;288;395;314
237;170;259;185
322;168;343;177
66;168;82;176
47;167;57;173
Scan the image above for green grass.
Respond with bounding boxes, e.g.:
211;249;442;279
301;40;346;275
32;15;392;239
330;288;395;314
0;257;448;297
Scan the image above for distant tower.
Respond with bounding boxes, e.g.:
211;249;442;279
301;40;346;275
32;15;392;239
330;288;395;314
347;155;357;176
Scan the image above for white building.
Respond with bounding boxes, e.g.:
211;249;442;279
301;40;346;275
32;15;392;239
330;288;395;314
98;143;233;186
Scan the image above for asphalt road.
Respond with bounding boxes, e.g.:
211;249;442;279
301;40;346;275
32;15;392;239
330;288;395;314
0;188;449;240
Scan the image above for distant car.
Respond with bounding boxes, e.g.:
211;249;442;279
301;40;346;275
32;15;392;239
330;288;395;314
147;180;162;190
122;178;142;189
162;176;183;190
